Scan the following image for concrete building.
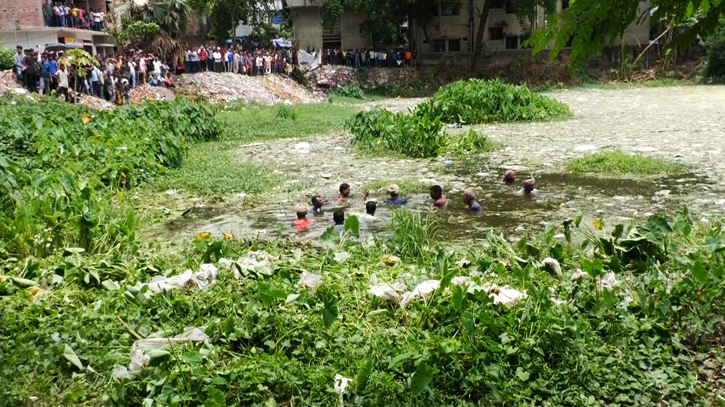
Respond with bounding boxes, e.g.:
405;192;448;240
0;0;116;56
287;0;368;51
409;0;650;55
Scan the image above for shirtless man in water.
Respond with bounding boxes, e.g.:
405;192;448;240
515;178;538;197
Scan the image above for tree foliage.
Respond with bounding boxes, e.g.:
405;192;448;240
321;0;407;46
704;17;725;80
0;43;14;70
116;0;193;57
527;0;725;67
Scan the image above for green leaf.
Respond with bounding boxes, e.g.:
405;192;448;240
705;236;725;254
102;280;121;291
550;243;564;261
611;224;624;239
354;359;373;389
692;260;709;285
452;284;465;312
410;362;439;396
462;311;475;336
320;226;337;241
63;344;84;370
323;297;339;328
285;293;300;304
207;387;226;407
183;352;203;364
344;215;360;237
516;367;530;382
213;377;228;386
10;277;38;287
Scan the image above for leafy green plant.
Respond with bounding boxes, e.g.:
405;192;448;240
275;105;299;121
417;79;571;124
441;129;500;155
0;43;14;70
567;151;688;175
332;85;366;99
705;17;725;83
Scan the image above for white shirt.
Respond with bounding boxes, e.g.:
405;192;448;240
153;60;161;73
57;69;68;87
128;61;135;74
213;52;221;60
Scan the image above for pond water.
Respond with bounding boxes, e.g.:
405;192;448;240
146;170;708;243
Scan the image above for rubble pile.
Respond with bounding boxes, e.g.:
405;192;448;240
78;95;114;111
175;72;322;105
129;84;176;104
306;66;356;89
0;70;22;94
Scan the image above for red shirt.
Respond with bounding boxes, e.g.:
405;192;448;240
294;219;314;229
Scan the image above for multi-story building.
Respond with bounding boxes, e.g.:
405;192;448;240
1;0;117;55
287;0;368;51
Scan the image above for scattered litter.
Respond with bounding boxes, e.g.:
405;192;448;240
382;254;400;267
482;283;527;306
597;272;616;290
113;365;130;380
321;173;332;179
475;172;489;178
554;234;566;240
333;374;353;406
228;251;273;278
128;264;217;295
334;251;350;263
295;142;311;153
572;270;590;280
451;276;471;286
165;190;176;196
51;332;61;343
78;95;114;111
368;281;406;303
299;272;322;291
541;258;562;278
401;280;440;306
446;123;462;129
129;84;175;104
129;327;209;375
195;264;218;291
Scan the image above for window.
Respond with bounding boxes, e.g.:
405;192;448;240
441;3;460;16
448;39;461;52
489;27;504;41
491;0;505;8
433;39;447;52
505;0;515;13
505;36;519;49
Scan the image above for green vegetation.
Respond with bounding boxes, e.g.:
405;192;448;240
3;205;725;405
0;97;220;258
0;43;14;70
441;129;501;155
349;109;445;158
705;18;725;83
364;179;425;194
332;85;366;99
568;151;688;176
217;103;358;143
418;79;571;124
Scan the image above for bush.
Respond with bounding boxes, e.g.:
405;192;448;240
418;79;571;124
349;109;444;158
0;44;14;70
0;97;221;258
441;129;500;155
705;19;725;82
275;105;299;120
332;85;366;99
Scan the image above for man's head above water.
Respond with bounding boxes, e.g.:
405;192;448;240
294;202;309;219
311;195;324;208
387;184;400;198
463;189;476;206
366;200;377;216
430;185;443;200
333;209;345;225
503;170;515;184
523;178;536;193
339;183;350;198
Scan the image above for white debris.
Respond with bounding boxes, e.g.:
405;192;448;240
113;365;130;380
554;234;566;240
232;251;273;278
401;280;440;306
51;332;61;343
134;265;217;294
321;173;333;179
575;145;597;151
571;270;591;280
218;258;234;269
295;142;311;153
299;272;323;291
368;283;404;303
195;264;218;291
655;190;671;197
129;327;209;375
165;190;176;196
597;272;616;290
482;283;527;306
334;374;353;406
541;258;562;278
29;396;38;402
475;172;490;178
451;276;471;286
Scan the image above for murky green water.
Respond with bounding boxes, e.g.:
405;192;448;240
144;169;709;243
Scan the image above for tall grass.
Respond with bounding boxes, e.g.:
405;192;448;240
387;208;442;261
567;151;687;176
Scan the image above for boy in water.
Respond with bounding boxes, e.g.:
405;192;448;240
335;183;351;203
293;203;314;229
463;189;482;213
503;170;516;184
384;184;408;206
430;185;448;209
310;195;325;214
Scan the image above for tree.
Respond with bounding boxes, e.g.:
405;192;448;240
116;0;193;58
526;0;725;68
60;49;99;97
321;0;407;46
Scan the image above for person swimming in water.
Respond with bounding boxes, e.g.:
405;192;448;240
310;195;325;214
293;203;314;229
384;184;408;206
430;185;448;209
333;209;345;231
503;170;516;184
515;178;538;197
335;183;351;203
463;189;482;213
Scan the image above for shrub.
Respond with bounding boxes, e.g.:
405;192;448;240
349;109;444;158
705;19;725;82
567;151;687;176
418;79;571;124
442;129;500;155
0;44;14;70
332;85;366;99
0;97;221;258
275;105;299;120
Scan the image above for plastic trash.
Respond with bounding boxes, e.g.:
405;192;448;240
195;264;218;291
130;264;218;295
129;327;209;375
482;283;527;306
451;276;471;286
368;281;406;303
401;280;440;306
51;332;61;343
541;258;562;278
334;374;353;406
231;251;273;278
113;365;130;380
299;272;322;291
598;271;616;290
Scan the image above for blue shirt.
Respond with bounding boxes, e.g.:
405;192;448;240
39;63;50;78
48;60;57;76
384;197;408;206
91;67;98;82
469;202;482;213
228;52;234;62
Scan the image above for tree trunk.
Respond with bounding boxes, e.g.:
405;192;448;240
422;23;432;53
470;0;491;73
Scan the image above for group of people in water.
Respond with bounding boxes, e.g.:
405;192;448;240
292;170;538;231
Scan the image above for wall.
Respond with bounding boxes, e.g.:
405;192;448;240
292;6;322;51
339;9;366;50
1;0;43;30
0;30;58;51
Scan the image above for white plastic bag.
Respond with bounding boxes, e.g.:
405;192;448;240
401;280;440;306
129;327;209;375
298;272;323;291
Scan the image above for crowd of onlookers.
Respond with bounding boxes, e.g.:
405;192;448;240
177;46;297;76
42;1;107;31
321;48;417;68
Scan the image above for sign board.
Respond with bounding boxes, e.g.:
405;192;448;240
65;38;84;49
